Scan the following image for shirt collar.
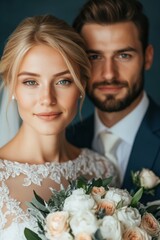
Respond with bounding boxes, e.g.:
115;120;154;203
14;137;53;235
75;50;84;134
94;91;149;145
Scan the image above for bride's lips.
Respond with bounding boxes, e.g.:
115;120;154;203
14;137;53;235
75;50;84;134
34;112;62;121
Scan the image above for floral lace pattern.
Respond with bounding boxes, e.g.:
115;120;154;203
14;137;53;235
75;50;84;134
0;148;118;236
0;182;31;228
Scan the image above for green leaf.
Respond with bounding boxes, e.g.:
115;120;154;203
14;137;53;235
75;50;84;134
130;188;143;207
33;190;46;205
31;197;49;212
76;176;88;189
102;177;112;187
24;228;42;240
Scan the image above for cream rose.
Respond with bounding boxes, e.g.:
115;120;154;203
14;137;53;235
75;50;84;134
141;213;160;237
45;211;69;239
116;206;141;230
104;187;132;206
75;233;92;240
63;189;95;214
100;215;122;240
97;200;116;215
123;226;151;240
91;186;106;201
70;210;98;235
139;169;160;189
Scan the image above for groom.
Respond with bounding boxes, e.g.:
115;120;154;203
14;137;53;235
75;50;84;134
67;0;160;201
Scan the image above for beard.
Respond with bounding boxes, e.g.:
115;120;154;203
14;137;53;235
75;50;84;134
86;71;144;112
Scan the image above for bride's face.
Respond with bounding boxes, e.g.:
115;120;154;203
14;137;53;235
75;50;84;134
15;44;80;135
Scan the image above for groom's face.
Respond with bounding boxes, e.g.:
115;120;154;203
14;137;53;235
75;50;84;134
81;22;152;112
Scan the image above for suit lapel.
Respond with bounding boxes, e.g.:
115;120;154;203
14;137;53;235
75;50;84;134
122;99;160;189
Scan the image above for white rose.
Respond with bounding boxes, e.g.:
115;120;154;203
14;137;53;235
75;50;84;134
104;187;132;206
63;189;95;214
139;169;160;189
116;206;141;230
99;215;122;240
70;210;98;236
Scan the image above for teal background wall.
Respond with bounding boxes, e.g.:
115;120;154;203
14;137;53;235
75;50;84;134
0;0;160;122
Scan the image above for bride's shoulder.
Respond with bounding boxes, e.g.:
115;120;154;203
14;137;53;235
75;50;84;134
0;141;18;162
0;145;9;161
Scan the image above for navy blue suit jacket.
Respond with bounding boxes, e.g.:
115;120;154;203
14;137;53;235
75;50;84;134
66;98;160;203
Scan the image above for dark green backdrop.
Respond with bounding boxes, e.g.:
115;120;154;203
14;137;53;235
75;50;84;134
0;0;160;122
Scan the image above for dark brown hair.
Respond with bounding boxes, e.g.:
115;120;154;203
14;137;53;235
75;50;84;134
73;0;149;52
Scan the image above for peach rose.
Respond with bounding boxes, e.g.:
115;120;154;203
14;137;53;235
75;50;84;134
91;186;106;201
45;211;69;239
75;233;92;240
97;200;115;215
141;213;160;237
123;226;151;240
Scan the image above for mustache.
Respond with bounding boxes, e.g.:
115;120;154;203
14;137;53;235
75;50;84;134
92;80;128;89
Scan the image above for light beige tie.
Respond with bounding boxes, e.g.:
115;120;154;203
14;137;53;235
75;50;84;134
100;131;121;169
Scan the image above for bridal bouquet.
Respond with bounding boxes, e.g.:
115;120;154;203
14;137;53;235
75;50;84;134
24;176;160;240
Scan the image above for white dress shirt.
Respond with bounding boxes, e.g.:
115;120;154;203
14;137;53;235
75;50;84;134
92;91;149;182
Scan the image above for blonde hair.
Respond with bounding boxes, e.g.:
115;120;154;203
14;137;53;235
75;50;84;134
0;15;90;109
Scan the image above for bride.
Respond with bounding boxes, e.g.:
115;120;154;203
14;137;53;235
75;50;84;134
0;15;119;239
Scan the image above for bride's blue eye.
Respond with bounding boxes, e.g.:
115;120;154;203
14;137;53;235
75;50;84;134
23;80;38;86
56;79;72;85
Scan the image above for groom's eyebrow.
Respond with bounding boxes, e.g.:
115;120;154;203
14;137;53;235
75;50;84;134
86;50;102;54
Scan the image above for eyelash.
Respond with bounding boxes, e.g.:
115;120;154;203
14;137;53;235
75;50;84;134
23;80;38;86
22;79;72;88
88;54;101;61
56;79;72;86
116;53;132;62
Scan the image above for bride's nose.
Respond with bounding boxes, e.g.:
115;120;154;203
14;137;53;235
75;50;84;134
39;86;57;106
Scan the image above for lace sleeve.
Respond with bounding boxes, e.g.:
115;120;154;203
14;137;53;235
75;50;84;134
81;149;120;187
0;161;30;230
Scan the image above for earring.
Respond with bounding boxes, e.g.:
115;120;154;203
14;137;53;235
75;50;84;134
79;95;83;99
12;95;15;100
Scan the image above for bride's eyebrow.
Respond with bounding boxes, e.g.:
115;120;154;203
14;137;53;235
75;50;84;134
17;72;40;77
17;70;71;78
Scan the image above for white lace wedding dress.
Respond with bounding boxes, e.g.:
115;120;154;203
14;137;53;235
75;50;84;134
0;148;118;240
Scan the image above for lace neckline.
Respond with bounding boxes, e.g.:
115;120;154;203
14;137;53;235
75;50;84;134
0;148;86;167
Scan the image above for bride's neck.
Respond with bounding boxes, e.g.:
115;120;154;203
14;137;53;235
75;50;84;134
0;125;80;164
